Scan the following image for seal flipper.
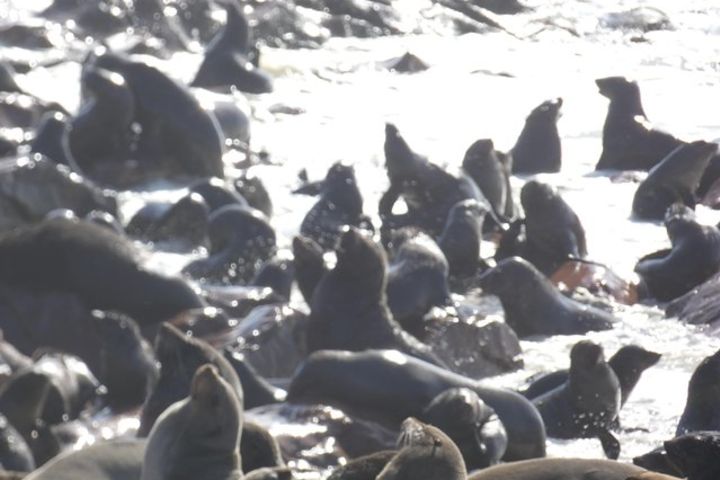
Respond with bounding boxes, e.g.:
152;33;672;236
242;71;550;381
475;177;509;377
598;428;621;460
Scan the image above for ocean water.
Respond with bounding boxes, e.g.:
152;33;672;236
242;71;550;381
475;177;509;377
5;0;720;467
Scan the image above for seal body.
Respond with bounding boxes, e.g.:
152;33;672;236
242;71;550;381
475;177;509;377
676;349;720;436
468;458;645;480
511;98;563;174
461;139;514;220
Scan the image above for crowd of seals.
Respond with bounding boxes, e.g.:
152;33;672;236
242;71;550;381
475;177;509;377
0;1;715;480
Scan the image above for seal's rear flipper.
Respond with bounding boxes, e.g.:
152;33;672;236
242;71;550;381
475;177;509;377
598;428;621;460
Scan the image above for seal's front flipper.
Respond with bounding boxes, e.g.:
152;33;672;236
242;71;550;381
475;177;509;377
598;428;620;460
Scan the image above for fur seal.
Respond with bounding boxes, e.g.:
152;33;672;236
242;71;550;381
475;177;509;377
306;227;445;367
632;141;718;220
376;417;466;480
224;350;286;409
461;139;514;221
379;123;481;236
438;199;488;278
30;112;75;168
235;173;273;218
664;431;720;480
0;218;204;325
141;364;243;480
127;193;210;249
532;341;621;459
467;458;645;480
594;76;683;171
478;256;614;337
519;180;587;275
287;349;547;461
183;205;277;285
523;345;661;408
192;2;273;94
635;204;720;302
676;349;720;436
292;235;327;305
298;162;372;250
91;53;225;180
420;388;507;470
511;98;563;174
138;323;242;437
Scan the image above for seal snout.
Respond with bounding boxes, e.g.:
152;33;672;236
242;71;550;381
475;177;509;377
190;364;222;402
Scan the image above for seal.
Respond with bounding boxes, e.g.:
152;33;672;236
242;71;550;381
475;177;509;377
532;341;622;459
287;349;547;461
223;350;286;409
420;388;507;470
376;417;466;480
522;345;661;408
240;421;285;474
595;76;683;171
91;52;225;180
519;180;587;275
306;227;445;367
138;323;243;437
467;458;645;480
298;162;373;250
30;112;75;168
635;204;720;302
327;450;397;480
190;177;250;213
379;123;481;236
676;348;720;436
141;364;243;480
235;173;273;218
511;98;563;174
251;257;295;302
461;139;514;221
191;2;273;94
664;431;720;480
478;256;614;337
292;235;327;305
183;205;277;285
385;228;451;335
632;141;718;220
68;67;134;178
127;193;210;249
437;199;488;278
0;217;204;325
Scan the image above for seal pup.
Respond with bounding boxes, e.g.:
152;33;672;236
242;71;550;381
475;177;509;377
298;162;373;250
141;364;243;480
519;180;587;275
306;227;445;367
461;139;514;221
635;204;720;302
91;52;225;180
594;76;683;171
138;323;242;437
532;341;622;459
420;388;507;470
379;123;481;236
511;98;563;174
478;257;614;337
664;431;720;480
676;349;720;436
522;345;661;407
192;2;273;94
467;458;645;480
376;418;466;480
287;349;547;461
632;141;718;220
183;205;277;285
437;199;488;279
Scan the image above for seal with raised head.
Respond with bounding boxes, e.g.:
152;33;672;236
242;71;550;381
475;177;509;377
632;141;718;221
138;323;243;437
376;417;466;480
461;139;514;221
287;349;547;461
192;2;273;94
379;123;481;236
532;341;622;459
420;388;507;470
298;162;372;250
594;76;683;171
676;349;720;436
523;344;661;408
141;364;243;480
511;98;563;174
635;204;720;302
307;227;445;367
467;458;645;480
478;257;614;337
